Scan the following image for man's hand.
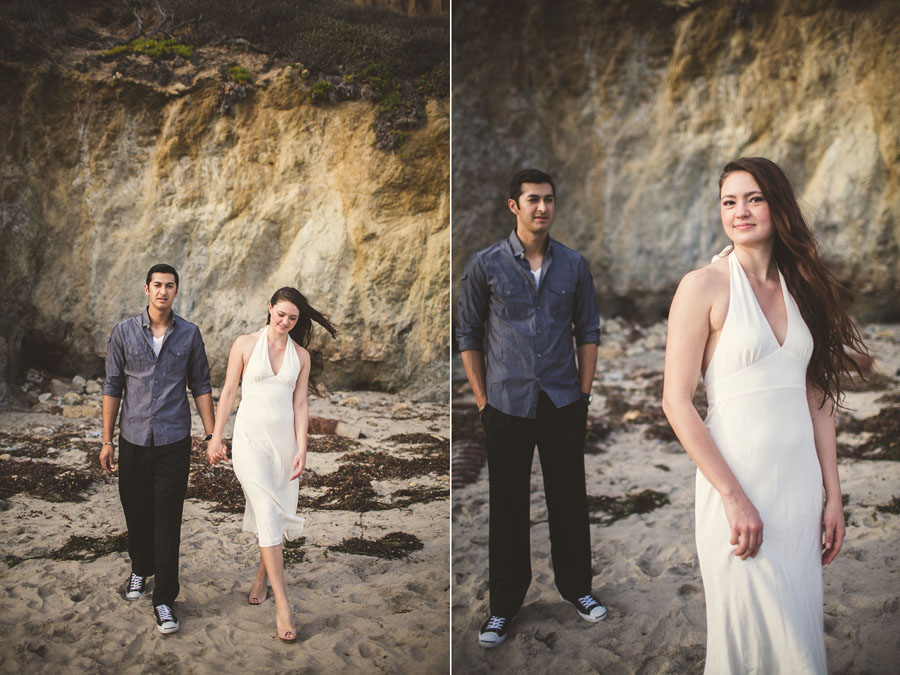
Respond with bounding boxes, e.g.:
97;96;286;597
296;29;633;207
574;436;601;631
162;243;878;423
100;442;116;473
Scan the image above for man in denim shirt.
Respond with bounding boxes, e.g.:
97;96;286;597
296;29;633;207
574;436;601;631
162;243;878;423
100;263;215;635
458;169;605;648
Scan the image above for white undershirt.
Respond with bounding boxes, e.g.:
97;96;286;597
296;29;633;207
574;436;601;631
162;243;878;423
532;267;542;287
152;334;164;357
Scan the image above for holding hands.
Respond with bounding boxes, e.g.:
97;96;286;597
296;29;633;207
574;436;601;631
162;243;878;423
206;436;228;465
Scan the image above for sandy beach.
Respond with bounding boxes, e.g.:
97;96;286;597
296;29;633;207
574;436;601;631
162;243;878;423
0;390;449;674
451;320;900;674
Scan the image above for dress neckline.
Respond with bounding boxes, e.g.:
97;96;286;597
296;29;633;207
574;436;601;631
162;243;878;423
730;252;790;349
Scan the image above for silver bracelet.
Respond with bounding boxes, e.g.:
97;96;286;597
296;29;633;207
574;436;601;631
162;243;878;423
102;441;114;446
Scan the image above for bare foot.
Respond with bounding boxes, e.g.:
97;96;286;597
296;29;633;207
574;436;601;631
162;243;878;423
275;604;296;643
248;577;268;605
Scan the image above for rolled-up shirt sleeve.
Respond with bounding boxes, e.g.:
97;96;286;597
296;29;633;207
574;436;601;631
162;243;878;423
456;254;489;352
187;330;212;398
103;323;126;397
572;256;600;346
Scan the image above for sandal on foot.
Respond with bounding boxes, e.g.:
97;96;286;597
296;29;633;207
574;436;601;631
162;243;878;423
248;588;269;605
277;626;297;643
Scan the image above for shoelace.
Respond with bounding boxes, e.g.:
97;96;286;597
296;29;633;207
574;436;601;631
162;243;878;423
485;616;506;631
577;595;598;609
129;574;144;591
156;604;175;622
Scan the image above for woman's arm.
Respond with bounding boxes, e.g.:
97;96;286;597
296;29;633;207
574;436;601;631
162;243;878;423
662;269;763;560
807;384;845;564
290;344;312;480
206;336;248;465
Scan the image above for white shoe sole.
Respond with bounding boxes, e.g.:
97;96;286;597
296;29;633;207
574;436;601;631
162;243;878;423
478;633;507;648
156;622;179;634
561;596;607;622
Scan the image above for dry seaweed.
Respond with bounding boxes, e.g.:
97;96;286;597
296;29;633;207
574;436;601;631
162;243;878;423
0;458;97;502
308;435;361;453
839;372;897;393
282;537;306;566
875;496;900;515
587;489;670;526
837;406;900;461
186;436;245;512
327;531;423;559
6;532;128;567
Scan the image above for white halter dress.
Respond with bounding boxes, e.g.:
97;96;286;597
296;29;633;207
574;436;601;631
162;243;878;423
698;250;826;674
231;329;305;547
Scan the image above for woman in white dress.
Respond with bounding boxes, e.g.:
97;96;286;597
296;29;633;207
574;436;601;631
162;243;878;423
662;157;867;673
207;287;336;642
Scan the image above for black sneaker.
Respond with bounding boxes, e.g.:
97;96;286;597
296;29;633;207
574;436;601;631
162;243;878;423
125;573;147;600
478;615;511;648
562;593;607;622
154;604;180;634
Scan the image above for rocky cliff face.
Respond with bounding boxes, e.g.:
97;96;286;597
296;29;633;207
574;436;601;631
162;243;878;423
452;0;900;323
0;59;449;404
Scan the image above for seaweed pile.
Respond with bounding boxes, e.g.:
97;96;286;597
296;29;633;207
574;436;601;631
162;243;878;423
838;406;900;461
587;489;670;526
0;426;108;503
328;532;423;560
6;532;128;568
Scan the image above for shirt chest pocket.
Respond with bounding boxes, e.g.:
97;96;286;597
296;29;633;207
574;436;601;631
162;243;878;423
491;280;532;321
165;348;189;376
547;281;576;321
125;342;153;373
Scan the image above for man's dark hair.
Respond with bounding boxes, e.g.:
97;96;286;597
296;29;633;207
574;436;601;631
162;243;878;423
146;263;179;288
509;168;555;205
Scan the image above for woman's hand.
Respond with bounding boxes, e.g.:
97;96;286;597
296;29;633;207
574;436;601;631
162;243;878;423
206;437;227;466
722;492;764;560
821;498;845;565
290;452;306;481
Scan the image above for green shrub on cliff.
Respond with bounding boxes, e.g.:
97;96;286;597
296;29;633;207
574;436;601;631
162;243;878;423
227;66;252;83
104;38;194;60
309;80;333;103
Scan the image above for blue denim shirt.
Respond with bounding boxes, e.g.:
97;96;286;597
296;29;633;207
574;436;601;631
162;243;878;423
457;230;600;418
103;309;212;446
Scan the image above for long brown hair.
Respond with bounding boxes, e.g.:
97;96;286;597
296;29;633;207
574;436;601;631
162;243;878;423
718;157;868;408
267;287;337;394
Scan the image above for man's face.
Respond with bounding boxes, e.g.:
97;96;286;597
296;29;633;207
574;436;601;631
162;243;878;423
144;273;178;312
508;182;555;236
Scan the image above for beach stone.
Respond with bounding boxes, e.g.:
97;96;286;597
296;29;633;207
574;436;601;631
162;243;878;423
62;392;82;405
62;404;101;419
49;379;75;397
0;454;10;460
335;422;361;439
72;375;87;389
38;392;52;402
85;380;101;394
598;344;625;360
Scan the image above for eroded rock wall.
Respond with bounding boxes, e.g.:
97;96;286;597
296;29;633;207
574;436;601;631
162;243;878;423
0;64;449;403
452;0;900;322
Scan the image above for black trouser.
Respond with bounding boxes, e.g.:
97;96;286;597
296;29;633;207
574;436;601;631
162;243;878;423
483;391;592;618
118;435;191;607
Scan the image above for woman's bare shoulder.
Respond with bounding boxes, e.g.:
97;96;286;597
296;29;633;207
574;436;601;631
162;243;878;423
231;331;259;352
290;339;311;363
676;258;729;301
